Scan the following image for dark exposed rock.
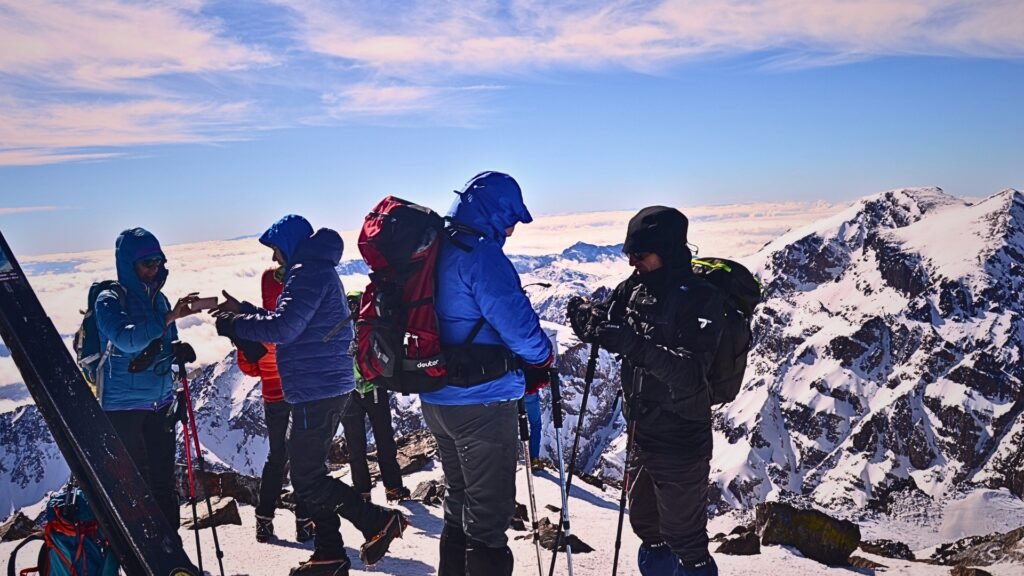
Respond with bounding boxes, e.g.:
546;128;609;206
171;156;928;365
860;539;915;560
848;555;888;570
395;429;437;475
729;524;750;536
536;517;593;553
715;531;760;555
949;567;993;576
0;511;37;542
929;526;1024;567
182;496;242;530
510;502;530;531
175;466;261;506
412;479;445;506
755;502;860;565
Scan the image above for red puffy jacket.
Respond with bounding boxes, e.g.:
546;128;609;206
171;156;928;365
237;267;285;403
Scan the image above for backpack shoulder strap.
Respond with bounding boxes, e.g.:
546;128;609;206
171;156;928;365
443;218;485;253
7;531;44;576
463;317;488;345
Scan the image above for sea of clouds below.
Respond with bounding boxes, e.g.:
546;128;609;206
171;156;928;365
0;201;841;405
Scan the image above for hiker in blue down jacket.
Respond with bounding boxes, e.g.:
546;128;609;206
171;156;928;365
422;172;554;576
211;215;405;576
95;227;199;529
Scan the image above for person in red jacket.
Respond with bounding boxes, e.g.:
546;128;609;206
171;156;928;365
237;267;314;543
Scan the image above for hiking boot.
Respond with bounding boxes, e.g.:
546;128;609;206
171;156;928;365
289;550;351;576
256;515;275;543
295;517;315;543
359;509;408;566
385;486;411;503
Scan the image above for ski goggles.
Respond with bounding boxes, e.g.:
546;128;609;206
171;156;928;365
136;256;164;269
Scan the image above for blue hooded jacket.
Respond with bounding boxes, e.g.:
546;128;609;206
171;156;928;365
233;216;354;404
94;228;177;411
421;172;553;406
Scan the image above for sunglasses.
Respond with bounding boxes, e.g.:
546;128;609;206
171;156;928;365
628;252;652;260
137;257;164;269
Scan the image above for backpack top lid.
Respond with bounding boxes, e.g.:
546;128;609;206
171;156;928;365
691;258;763;317
359;196;443;275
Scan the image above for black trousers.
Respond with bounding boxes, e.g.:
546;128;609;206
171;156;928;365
255;400;310;519
106;409;179;529
340;389;403;494
289;395;390;556
627;447;711;564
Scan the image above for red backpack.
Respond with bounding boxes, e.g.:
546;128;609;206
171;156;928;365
355;196;523;394
355;197;448;393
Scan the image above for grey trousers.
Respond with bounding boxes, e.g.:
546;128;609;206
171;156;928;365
423;400;519;548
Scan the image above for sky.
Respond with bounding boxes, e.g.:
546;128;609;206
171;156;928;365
1;0;1023;255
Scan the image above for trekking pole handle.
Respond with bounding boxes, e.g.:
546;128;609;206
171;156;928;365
517;398;530;441
549;368;563;428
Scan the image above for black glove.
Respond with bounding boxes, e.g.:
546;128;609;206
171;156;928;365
128;338;163;373
171;341;196;364
595;322;643;357
236;339;268;364
567;297;601;343
214;312;238;340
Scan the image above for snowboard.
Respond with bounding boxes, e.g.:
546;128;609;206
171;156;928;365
0;231;198;576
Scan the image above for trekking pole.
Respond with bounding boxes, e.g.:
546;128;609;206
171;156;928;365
178;390;204;574
175;343;227;576
547;344;599;576
611;370;643;576
549;368;575;576
517;398;544;576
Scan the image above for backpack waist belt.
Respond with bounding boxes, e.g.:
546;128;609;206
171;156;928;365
443;343;523;388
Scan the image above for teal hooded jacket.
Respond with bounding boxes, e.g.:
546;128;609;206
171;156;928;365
94;228;177;411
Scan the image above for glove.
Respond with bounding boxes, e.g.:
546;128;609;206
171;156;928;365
524;351;554;394
595;322;643;357
236;338;268;364
567;297;600;343
525;368;550;394
128;338;163;373
171;341;196;364
214;312;238;340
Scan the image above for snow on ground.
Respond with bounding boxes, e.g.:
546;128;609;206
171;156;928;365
5;462;1022;575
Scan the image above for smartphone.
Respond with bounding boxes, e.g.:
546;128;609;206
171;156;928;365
190;296;218;312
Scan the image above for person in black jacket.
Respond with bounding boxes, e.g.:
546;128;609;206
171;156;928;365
570;206;724;576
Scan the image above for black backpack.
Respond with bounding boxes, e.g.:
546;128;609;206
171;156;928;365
72;280;125;391
691;258;763;404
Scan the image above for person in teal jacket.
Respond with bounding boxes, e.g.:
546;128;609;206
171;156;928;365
94;227;198;528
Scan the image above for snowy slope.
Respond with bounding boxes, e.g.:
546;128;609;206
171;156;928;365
5;461;1023;575
712;187;1024;514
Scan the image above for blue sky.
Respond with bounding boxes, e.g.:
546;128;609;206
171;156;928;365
1;0;1022;255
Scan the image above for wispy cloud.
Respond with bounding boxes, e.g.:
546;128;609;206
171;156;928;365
0;98;253;165
281;0;1024;76
318;82;502;126
0;0;272;91
0;0;269;165
1;0;1022;166
0;206;62;216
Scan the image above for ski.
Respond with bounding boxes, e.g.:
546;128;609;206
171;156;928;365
0;231;198;576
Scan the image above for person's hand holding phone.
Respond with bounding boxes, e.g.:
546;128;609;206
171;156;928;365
209;290;243;315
